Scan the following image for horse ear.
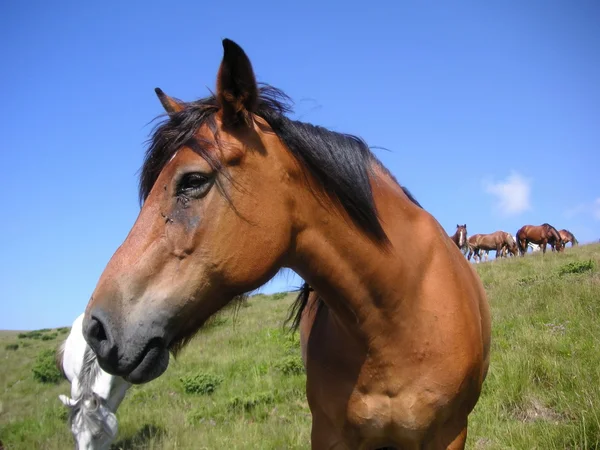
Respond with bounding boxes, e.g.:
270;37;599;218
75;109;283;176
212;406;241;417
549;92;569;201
59;394;76;407
155;88;184;115
217;38;258;127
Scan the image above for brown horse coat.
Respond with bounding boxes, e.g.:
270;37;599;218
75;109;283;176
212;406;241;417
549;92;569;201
82;39;491;450
558;229;578;247
467;231;516;261
516;223;564;255
450;224;468;254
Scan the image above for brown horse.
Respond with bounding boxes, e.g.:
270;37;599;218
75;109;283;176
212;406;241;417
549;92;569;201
450;224;468;254
516;223;564;255
467;231;516;262
82;39;490;449
499;233;519;258
559;229;578;247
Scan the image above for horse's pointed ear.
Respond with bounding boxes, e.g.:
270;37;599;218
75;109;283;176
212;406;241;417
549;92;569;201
217;38;258;127
155;88;184;115
59;394;76;407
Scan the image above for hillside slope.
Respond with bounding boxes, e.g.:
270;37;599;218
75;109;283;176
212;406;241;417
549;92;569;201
1;244;599;449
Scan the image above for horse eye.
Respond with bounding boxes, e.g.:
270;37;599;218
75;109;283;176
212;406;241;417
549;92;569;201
177;173;213;199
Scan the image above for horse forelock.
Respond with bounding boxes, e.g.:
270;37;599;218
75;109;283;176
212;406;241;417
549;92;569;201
67;391;116;439
80;346;102;395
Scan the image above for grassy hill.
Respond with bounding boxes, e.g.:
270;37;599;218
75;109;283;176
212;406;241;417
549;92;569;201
1;244;599;449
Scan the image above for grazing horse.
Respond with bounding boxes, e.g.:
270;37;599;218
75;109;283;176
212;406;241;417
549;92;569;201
81;39;491;449
449;224;468;254
56;313;131;450
516;223;564;255
467;231;516;262
499;233;519;258
558;229;578;248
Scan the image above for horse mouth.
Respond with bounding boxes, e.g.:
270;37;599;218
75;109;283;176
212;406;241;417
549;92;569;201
123;341;170;384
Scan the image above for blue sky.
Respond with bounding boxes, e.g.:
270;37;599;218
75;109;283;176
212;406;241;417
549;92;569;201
1;1;598;330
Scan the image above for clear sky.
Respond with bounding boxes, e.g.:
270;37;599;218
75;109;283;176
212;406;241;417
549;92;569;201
1;1;599;330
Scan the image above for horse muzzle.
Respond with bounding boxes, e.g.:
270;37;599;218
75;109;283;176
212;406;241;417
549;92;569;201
82;307;170;384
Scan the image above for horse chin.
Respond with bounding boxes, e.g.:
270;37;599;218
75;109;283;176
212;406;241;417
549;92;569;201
124;346;170;384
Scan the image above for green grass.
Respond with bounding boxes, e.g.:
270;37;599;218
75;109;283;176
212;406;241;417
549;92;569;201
1;245;599;449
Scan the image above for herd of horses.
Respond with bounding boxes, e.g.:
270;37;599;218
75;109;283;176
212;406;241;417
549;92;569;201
450;223;578;263
50;39;578;449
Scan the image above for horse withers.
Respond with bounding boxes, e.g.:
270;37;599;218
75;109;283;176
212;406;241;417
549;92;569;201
56;313;131;450
81;39;490;449
516;223;564;255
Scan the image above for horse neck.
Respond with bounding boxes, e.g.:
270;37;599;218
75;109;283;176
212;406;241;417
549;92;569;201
450;231;458;243
289;162;426;339
92;371;131;411
61;315;90;389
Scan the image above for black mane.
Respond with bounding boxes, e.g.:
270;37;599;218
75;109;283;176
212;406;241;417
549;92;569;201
140;83;423;332
140;84;420;244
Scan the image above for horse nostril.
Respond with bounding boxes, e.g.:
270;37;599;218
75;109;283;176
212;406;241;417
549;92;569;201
88;316;108;345
84;314;116;362
91;317;107;342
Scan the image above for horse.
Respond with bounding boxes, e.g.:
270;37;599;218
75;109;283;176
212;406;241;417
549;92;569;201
56;313;131;450
498;233;519;258
466;234;483;263
467;231;516;262
558;229;578;248
81;39;491;449
516;223;564;256
449;224;468;255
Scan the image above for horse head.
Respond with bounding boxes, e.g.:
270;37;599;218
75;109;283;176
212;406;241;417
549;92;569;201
455;224;468;248
57;313;131;449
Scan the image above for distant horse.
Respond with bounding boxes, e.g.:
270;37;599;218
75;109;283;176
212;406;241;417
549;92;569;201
559;229;578;248
467;231;517;262
501;233;519;258
450;224;469;254
56;313;131;450
466;234;484;263
516;223;564;255
81;39;490;449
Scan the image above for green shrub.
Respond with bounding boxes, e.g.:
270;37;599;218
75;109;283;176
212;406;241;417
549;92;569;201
271;292;287;301
18;330;43;340
40;333;57;341
5;343;19;351
228;392;275;412
517;275;539;286
180;373;223;395
274;355;305;375
558;260;595;276
32;349;63;383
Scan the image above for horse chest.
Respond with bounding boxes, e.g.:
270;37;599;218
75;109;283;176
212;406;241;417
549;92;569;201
344;384;444;444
